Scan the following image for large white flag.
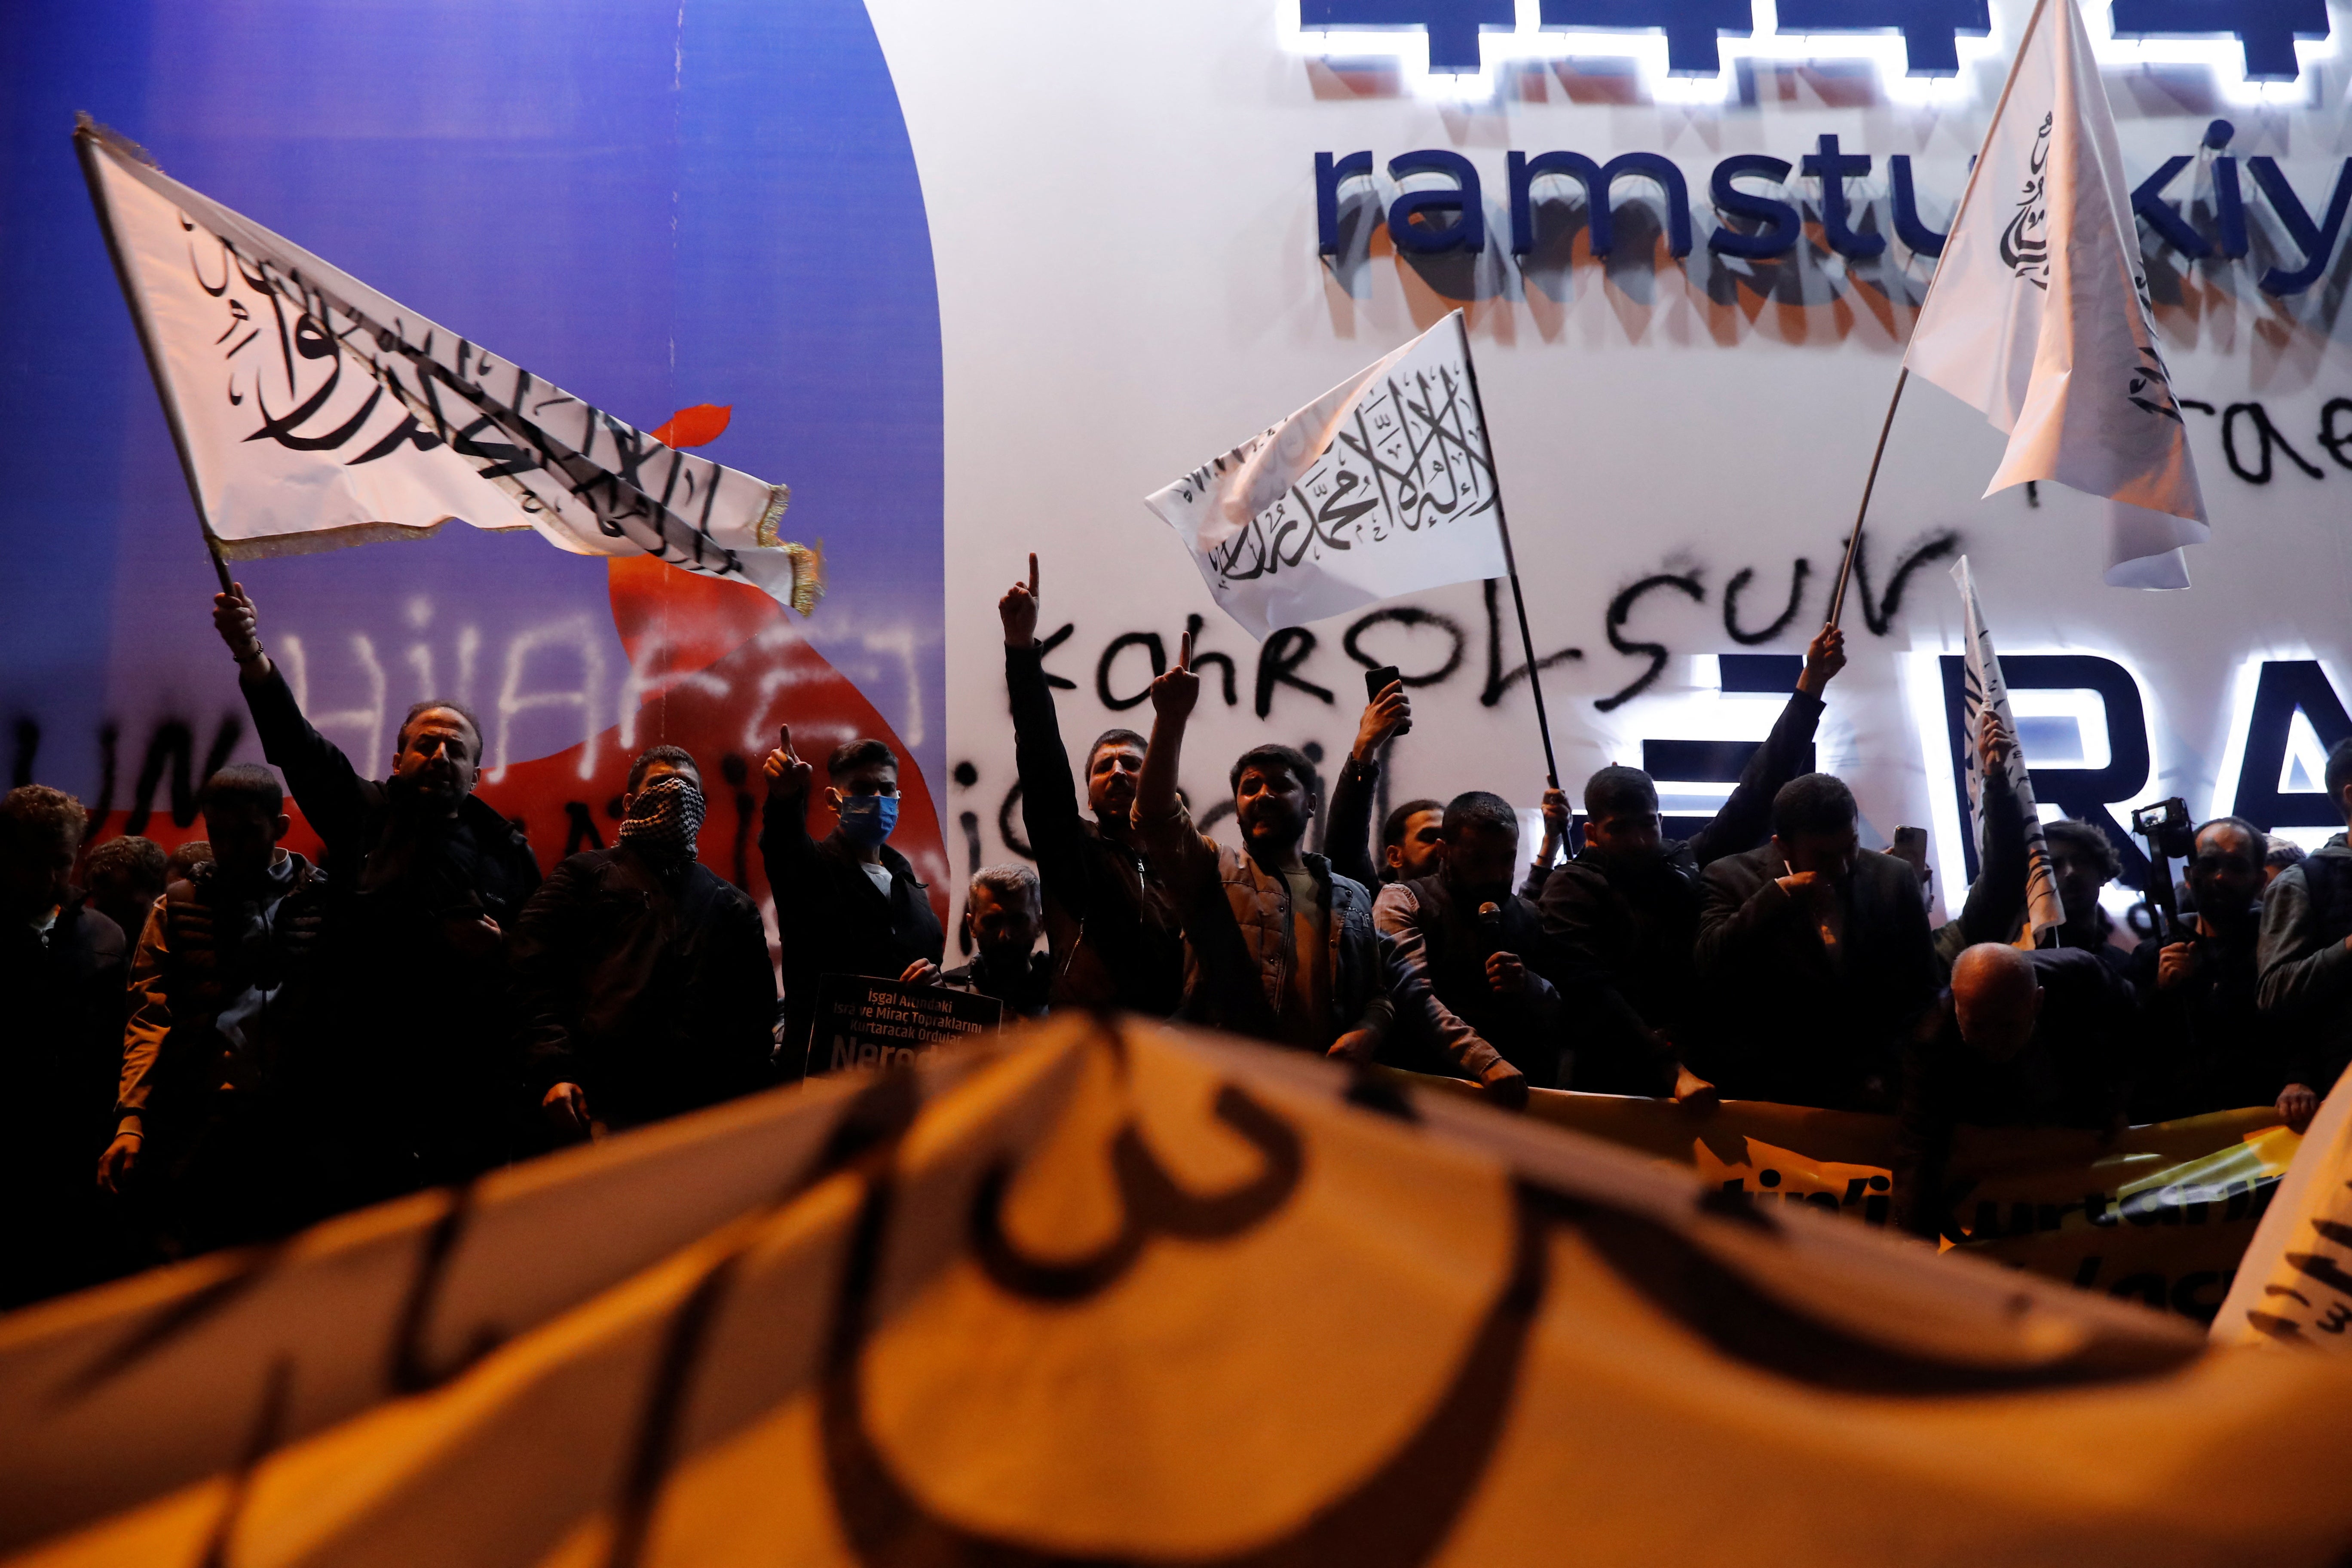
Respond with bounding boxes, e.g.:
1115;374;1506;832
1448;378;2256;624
1904;0;2208;586
75;119;820;613
1145;310;1508;642
1953;557;2067;942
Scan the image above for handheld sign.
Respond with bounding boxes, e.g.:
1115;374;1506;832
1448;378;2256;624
807;974;1004;1077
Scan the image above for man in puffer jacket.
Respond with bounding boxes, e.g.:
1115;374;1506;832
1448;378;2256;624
99;766;327;1255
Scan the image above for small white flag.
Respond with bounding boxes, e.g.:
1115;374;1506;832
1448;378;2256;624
1953;556;2067;943
1905;0;2208;584
2210;1060;2349;1348
76;119;820;613
1145;310;1508;642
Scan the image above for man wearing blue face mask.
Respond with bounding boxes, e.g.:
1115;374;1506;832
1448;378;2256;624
761;726;946;1075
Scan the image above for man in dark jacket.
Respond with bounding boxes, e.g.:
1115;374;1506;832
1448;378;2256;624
1894;943;2135;1238
998;557;1184;1013
1535;623;1845;1096
98;766;326;1254
2130;816;2279;1120
1693;772;1937;1110
761;726;945;1075
211;584;542;1208
1131;635;1394;1060
1374;791;1551;1100
2258;737;2352;1132
912;864;1055;1019
514;747;775;1141
0;786;129;1305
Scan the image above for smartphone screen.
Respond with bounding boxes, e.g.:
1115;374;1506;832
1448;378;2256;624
1364;665;1402;700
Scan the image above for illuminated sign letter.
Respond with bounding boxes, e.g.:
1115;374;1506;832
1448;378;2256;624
2230;661;2352;828
1509;150;1693;257
1387;149;1485;251
1708;155;1803;258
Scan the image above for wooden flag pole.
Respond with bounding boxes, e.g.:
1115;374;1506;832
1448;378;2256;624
1454;322;1561;788
1825;365;1911;628
75;118;238;600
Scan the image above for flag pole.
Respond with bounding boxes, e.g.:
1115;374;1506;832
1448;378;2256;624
1825;0;2051;631
1452;318;1561;789
74;118;236;598
1825;367;1910;628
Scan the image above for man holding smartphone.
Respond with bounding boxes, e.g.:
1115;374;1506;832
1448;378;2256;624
1318;663;1415;888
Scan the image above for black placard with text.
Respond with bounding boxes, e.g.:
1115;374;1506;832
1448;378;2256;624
806;974;1004;1076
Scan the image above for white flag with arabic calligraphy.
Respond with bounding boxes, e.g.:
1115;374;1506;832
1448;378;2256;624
1903;0;2207;581
1953;556;2068;943
75;119;820;614
1145;311;1508;642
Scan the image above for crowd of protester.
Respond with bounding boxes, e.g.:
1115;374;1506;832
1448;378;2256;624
4;556;2351;1306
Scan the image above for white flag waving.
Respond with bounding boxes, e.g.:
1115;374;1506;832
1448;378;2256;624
1904;0;2207;582
75;120;820;613
1145;311;1508;642
1953;557;2067;942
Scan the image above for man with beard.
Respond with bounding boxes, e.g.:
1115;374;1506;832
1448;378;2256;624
1131;634;1392;1061
513;747;775;1142
1378;798;1445;886
1535;623;1845;1097
100;766;328;1256
762;727;946;1075
907;864;1056;1019
212;585;539;1212
1374;790;1550;1102
2128;816;2277;1120
1693;772;1938;1110
998;556;1184;1013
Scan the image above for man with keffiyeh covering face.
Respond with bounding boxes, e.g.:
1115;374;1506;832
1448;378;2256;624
508;748;778;1140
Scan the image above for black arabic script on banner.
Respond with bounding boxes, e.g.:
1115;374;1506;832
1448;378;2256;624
177;212;757;577
1201;363;1497;588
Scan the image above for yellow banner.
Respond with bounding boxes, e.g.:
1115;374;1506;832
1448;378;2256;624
1418;1082;2300;1325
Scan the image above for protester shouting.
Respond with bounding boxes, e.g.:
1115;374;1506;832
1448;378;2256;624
211;584;538;1210
512;747;775;1142
1535;622;1847;1098
762;726;945;1074
1131;632;1393;1061
999;555;1184;1013
101;766;326;1255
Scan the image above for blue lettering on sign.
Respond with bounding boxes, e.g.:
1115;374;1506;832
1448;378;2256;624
1299;0;1515;70
2109;0;2331;80
1536;0;1754;74
1298;0;2328;80
1771;0;1991;74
